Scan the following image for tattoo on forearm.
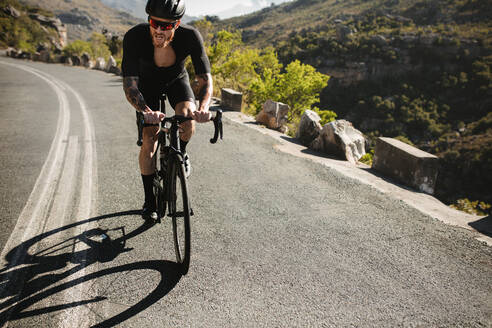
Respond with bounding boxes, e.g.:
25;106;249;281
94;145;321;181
123;76;148;112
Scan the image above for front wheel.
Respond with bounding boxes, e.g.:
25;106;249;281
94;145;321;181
168;155;191;274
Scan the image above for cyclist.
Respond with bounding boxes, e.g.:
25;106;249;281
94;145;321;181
122;0;213;220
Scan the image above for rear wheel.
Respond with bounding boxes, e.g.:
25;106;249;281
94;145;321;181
168;155;191;274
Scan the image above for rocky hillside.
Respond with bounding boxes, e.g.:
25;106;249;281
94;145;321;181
18;0;142;41
1;0;67;52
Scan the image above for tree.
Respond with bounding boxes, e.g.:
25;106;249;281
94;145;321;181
248;60;330;122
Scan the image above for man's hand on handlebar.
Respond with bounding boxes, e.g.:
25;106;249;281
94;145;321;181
143;110;165;124
190;110;211;123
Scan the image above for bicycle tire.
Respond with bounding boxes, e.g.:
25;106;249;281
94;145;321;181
168;154;191;274
153;143;167;220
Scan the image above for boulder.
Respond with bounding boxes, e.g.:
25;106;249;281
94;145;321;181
335;23;355;43
108;65;121;75
6;47;19;58
372;137;439;194
64;56;73;66
94;57;106;70
310;119;366;164
256;99;289;132
81;52;91;67
71;55;81;66
220;88;242;111
39;50;51;62
18;51;32;60
3;4;20;18
52;55;63;63
296;110;322;146
105;56;117;72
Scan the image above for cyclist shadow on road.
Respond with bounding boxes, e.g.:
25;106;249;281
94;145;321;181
0;210;182;327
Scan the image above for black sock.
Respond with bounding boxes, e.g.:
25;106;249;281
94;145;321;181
180;139;188;152
141;174;156;209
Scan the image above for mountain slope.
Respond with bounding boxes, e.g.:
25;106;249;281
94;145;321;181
18;0;142;41
217;0;491;48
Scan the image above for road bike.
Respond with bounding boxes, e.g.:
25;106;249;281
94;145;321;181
136;95;223;274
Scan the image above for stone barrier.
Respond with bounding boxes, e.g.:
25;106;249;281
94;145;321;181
256;99;289;133
310;119;366;164
221;88;242;111
372;137;439;194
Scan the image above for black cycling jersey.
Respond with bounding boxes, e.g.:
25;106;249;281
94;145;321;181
122;23;211;108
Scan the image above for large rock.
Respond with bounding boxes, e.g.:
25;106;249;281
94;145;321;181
94;57;106;70
71;55;81;66
108;65;121;76
256;99;289;133
18;51;31;60
372;137;439;194
310;119;366;164
81;52;91;67
221;88;242;111
105;56;118;72
39;50;51;62
335;23;356;43
296;110;322;146
6;47;19;58
64;56;73;66
29;14;67;47
3;4;20;18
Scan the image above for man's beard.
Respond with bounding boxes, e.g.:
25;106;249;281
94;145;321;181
152;31;174;48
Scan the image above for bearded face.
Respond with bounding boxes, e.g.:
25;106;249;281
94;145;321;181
151;28;174;48
148;16;179;48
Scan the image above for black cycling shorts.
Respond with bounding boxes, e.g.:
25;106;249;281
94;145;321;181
141;71;195;112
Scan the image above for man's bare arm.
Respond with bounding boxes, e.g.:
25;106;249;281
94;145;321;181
123;76;150;112
195;73;213;112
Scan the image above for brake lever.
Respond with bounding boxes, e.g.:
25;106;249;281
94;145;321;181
210;110;223;144
136;112;144;146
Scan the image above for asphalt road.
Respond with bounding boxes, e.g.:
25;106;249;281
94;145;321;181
0;56;491;328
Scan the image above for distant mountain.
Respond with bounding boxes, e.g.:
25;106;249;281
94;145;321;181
100;0;147;20
99;0;199;23
18;0;143;41
214;0;289;19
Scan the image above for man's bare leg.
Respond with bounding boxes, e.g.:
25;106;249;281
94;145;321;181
174;100;197;143
139;125;159;175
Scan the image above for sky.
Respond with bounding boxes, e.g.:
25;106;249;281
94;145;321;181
185;0;290;17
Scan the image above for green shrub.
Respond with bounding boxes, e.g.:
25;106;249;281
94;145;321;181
359;150;374;165
450;199;491;216
63;33;111;60
63;40;92;57
248;60;329;121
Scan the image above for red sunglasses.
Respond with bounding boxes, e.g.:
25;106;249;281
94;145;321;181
148;16;179;30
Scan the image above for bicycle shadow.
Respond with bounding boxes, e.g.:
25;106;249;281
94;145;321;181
0;210;182;327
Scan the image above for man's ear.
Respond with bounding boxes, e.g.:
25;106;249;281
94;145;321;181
176;20;181;28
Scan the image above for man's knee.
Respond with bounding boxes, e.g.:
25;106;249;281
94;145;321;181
182;119;195;134
175;100;196;117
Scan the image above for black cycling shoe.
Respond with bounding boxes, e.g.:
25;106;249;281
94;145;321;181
142;204;158;221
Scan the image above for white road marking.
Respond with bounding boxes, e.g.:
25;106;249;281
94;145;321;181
57;80;98;328
0;61;98;327
43;136;79;234
0;62;71;277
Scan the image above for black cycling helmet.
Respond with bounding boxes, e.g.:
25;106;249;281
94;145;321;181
145;0;185;20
